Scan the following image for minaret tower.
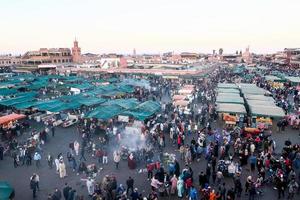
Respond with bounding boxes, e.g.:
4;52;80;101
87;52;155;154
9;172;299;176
72;38;81;63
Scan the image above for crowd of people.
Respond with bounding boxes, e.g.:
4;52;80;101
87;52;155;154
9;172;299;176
0;65;300;200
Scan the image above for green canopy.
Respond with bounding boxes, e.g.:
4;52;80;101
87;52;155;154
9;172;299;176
77;97;107;106
68;83;94;90
97;84;117;91
117;85;135;93
122;100;161;120
130;100;161;113
101;90;125;97
47;102;81;112
247;99;276;107
249;105;285;118
0;88;17;96
14;101;38;109
122;110;154;121
217;83;238;89
244;94;274;102
33;100;62;110
102;98;139;109
217;93;241;98
216;103;246;114
285;76;300;84
216;96;244;104
0;95;36;106
85;105;124;120
59;94;84;101
238;84;268;95
217;88;240;94
0;181;14;200
107;77;118;83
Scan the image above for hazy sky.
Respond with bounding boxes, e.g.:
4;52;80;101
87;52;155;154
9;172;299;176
1;0;300;55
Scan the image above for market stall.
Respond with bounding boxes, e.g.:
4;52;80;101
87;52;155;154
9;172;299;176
0;113;26;128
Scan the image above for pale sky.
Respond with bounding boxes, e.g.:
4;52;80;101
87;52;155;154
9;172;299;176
1;0;300;55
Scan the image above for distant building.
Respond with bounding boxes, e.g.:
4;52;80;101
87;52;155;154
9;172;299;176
81;53;100;64
284;48;300;68
180;52;199;63
0;55;21;67
0;55;12;67
72;39;82;63
22;48;72;66
221;54;240;63
242;46;253;64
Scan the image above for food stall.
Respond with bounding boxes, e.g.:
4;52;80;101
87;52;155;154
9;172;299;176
0;113;26;129
216;103;247;129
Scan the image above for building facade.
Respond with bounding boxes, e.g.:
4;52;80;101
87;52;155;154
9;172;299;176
22;48;72;66
0;55;22;67
285;48;300;68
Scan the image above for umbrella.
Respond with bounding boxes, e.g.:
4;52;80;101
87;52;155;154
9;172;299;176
0;181;14;200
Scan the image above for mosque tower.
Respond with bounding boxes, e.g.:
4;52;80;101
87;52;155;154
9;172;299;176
72;38;81;63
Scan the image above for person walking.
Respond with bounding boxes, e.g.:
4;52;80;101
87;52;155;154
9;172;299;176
126;176;134;195
47;153;53;169
59;160;67;178
74;141;80;156
55;158;60;173
51;125;55;137
33;173;40;191
33;152;41;168
63;183;72;200
13;154;19;168
81;177;95;196
102;149;108;164
30;175;38;199
170;174;178;195
113;151;121;169
79;148;86;161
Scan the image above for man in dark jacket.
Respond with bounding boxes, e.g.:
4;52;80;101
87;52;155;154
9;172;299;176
51;126;55;137
63;183;71;200
30;177;37;198
126;176;134;195
67;189;76;200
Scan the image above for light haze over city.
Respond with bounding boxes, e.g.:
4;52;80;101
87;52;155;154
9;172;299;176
1;0;300;54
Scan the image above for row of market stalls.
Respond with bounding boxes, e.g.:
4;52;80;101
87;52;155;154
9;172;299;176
0;74;161;124
216;83;285;129
231;65;300;87
264;74;300;89
172;84;195;107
